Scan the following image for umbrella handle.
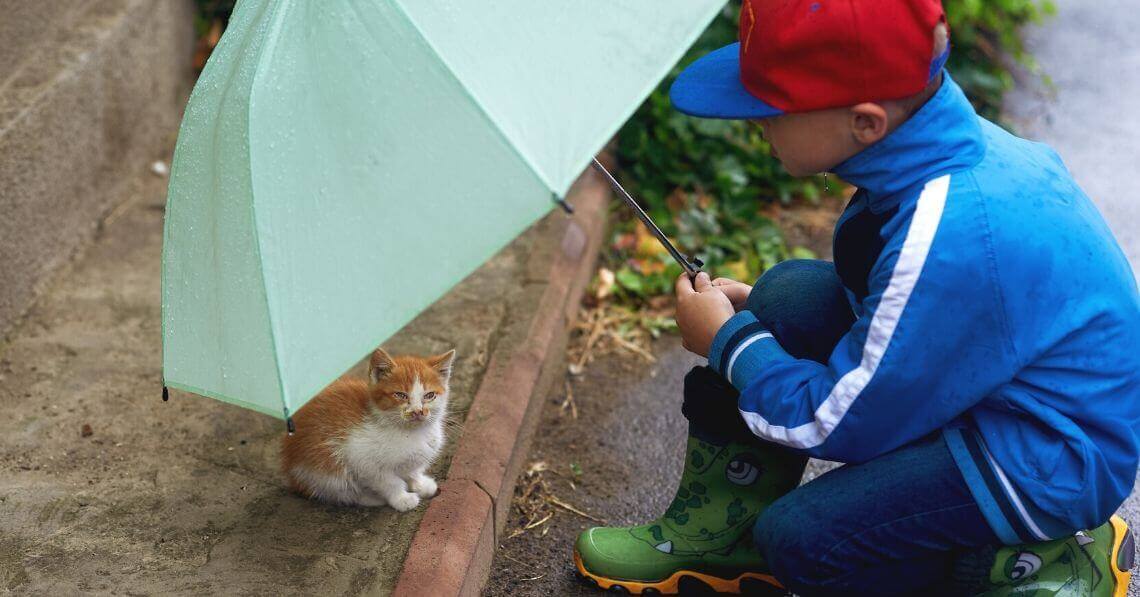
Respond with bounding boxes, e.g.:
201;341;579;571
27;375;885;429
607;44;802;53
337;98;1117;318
589;158;702;278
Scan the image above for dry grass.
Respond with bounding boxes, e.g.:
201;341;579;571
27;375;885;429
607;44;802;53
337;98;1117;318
503;460;605;543
566;285;675;379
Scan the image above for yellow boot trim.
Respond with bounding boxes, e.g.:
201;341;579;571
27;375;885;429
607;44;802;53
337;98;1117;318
573;549;782;595
1109;515;1132;597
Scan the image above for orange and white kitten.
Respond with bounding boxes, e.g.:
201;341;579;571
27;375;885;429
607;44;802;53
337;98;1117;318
281;348;455;510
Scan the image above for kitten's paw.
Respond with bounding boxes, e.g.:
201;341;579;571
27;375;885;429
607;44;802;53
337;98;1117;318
410;475;438;499
387;491;421;512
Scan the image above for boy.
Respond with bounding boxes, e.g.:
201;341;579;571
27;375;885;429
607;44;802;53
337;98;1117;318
574;1;1140;595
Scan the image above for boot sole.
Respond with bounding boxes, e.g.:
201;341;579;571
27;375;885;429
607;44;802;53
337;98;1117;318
1109;515;1133;597
573;549;784;595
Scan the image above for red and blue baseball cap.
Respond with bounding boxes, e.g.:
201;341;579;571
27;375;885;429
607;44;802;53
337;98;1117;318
671;0;950;119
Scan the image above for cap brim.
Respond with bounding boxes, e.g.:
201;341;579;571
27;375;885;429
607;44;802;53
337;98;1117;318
669;43;783;120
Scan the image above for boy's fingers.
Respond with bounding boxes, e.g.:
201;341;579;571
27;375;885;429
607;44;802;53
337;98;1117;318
720;284;751;306
712;277;739;287
675;273;695;296
692;271;712;292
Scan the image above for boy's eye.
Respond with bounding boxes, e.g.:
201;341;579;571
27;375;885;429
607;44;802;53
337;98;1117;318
394;392;408;400
424;392;437;401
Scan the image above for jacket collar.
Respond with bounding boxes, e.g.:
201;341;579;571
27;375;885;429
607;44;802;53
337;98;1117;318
832;74;987;212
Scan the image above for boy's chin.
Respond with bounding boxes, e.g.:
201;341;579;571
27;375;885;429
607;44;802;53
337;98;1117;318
780;162;812;178
780;161;828;179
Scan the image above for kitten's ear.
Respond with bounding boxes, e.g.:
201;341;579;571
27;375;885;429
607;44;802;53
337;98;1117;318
429;349;456;379
369;348;395;384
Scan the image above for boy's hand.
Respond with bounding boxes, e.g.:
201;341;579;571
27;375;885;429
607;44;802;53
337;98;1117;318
675;272;735;357
712;278;753;312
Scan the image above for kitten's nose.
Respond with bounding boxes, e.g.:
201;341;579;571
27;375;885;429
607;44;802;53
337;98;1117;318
409;408;428;421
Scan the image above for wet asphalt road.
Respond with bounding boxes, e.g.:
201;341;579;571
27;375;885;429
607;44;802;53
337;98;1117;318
484;338;699;596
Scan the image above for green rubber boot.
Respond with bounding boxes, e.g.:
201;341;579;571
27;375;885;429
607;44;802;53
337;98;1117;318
977;516;1133;596
574;434;806;594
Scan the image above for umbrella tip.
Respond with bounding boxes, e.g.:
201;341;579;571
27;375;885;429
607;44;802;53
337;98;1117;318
286;417;296;436
162;386;169;402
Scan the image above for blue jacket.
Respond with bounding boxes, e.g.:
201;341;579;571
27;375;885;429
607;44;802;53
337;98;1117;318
708;75;1140;544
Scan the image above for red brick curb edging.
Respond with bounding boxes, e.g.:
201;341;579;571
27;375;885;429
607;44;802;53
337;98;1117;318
394;167;610;596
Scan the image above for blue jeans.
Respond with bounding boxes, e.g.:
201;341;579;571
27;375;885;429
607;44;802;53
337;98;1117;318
683;260;1000;596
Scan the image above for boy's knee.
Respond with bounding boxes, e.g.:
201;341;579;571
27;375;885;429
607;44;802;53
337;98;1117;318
747;259;839;312
744;259;853;363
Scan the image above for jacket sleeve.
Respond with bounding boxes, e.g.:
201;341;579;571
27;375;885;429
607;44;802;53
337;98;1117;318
707;235;1017;463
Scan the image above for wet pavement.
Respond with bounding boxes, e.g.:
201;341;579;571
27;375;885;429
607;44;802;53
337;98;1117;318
484;338;698;596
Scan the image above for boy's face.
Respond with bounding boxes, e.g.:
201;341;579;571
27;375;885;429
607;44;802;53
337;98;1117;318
754;101;897;178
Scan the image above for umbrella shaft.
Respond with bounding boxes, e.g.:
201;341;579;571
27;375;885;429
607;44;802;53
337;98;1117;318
590;158;700;277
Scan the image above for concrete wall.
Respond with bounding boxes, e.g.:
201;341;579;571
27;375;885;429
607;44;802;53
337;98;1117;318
0;0;195;339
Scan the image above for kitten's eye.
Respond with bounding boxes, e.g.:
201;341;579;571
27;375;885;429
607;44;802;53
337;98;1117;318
394;392;409;401
424;392;437;402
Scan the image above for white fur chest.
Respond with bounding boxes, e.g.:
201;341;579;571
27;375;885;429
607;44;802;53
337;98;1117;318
339;417;443;474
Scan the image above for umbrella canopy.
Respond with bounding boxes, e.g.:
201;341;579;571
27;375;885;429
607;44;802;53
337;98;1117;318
162;0;724;420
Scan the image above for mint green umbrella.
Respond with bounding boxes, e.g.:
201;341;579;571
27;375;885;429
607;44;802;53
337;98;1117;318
161;0;723;424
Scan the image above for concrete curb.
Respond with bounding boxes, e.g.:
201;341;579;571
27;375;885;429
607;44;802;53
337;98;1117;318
394;168;610;596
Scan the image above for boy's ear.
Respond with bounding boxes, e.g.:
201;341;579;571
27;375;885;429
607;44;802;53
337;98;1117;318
428;349;456;379
849;103;890;147
369;348;395;384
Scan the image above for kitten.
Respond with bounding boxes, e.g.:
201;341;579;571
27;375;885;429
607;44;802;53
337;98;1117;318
281;347;455;511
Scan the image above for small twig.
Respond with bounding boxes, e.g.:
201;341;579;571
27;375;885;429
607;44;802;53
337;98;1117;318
500;552;534;569
559;380;578;419
575;309;607;369
519;574;546;582
524;512;554;530
609;331;657;362
505;510;555;540
547;496;606;523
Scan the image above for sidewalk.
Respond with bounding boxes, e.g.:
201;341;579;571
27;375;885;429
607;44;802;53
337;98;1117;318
0;157;602;594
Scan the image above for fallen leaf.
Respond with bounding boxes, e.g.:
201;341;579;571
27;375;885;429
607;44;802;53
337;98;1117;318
595;268;615;300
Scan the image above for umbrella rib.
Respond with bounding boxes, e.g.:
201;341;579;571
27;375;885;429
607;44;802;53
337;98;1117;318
244;0;293;422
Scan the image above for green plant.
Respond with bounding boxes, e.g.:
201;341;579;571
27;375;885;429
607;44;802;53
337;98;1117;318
945;0;1056;120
